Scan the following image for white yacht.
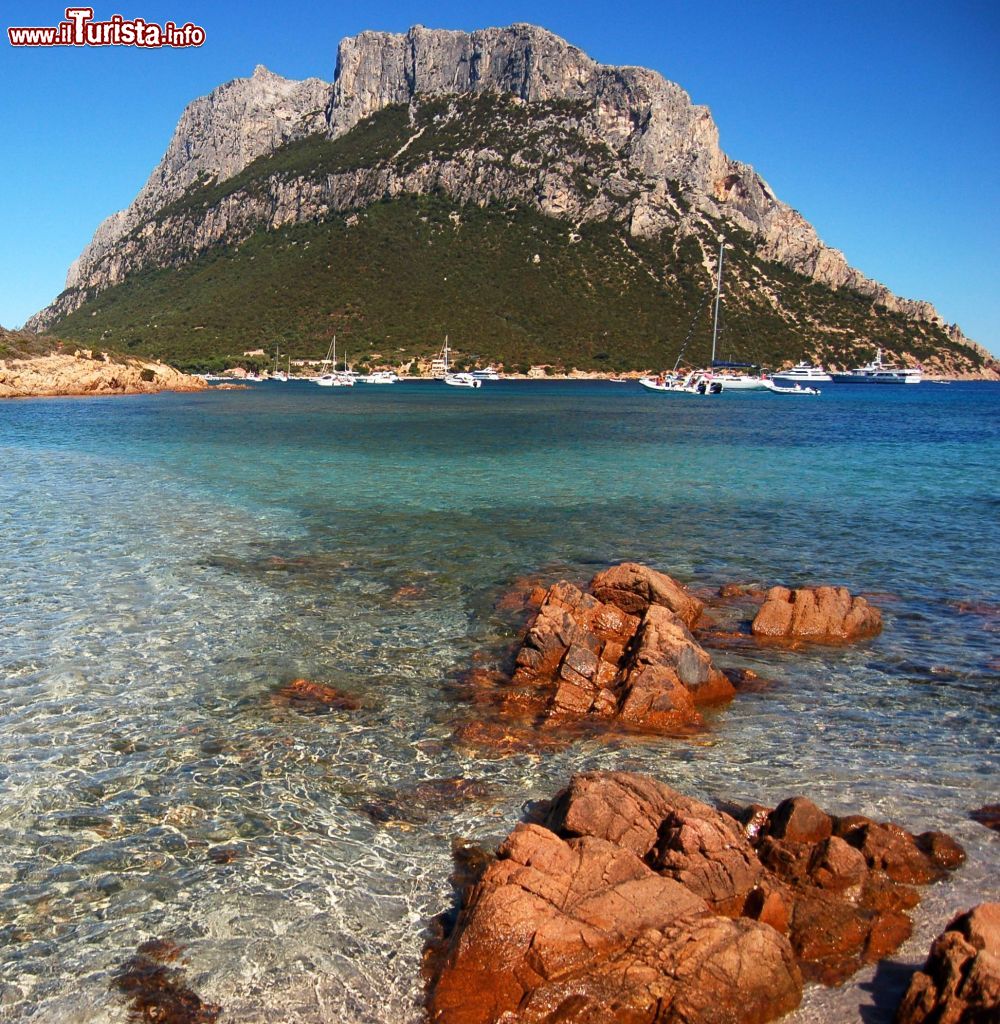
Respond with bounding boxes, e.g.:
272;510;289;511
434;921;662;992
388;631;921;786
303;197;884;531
358;370;399;384
771;361;832;385
443;372;482;389
314;373;354;387
471;366;502;381
830;349;922;384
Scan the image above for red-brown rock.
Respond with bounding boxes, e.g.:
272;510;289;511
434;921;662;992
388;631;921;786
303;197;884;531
895;903;1000;1023
426;772;968;1024
767;797;834;844
630;604;735;704
590;562;705;627
501;579;729;735
428;821;802;1024
752;585;883;643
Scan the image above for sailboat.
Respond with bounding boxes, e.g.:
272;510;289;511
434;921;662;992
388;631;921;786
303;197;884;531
639;238;727;395
271;345;288;382
433;336;482;388
314;336;354;387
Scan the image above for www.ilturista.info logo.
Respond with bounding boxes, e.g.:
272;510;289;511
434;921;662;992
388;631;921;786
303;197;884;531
8;7;205;47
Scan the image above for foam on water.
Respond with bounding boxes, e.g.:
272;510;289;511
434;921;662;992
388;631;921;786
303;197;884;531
0;382;997;1021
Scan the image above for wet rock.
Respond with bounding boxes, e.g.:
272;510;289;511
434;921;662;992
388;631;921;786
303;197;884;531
837;818;957;885
426;771;968;1022
970;804;1000;832
894;903;1000;1024
427;820;801;1024
590;562;704;627
717;583;767;602
767;797;834;844
752;585;883;643
270;677;362;713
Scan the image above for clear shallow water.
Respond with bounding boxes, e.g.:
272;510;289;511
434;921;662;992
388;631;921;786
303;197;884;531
0;380;997;1022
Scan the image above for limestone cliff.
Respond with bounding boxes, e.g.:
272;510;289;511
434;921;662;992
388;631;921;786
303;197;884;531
27;23;982;362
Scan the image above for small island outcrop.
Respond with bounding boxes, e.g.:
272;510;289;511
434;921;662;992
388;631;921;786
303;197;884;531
752;586;883;643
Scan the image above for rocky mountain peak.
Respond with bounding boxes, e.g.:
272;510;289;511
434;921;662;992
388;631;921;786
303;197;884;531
33;22;979;358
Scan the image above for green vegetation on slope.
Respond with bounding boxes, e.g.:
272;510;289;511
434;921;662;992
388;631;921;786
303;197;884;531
49;195;971;373
0;327;75;361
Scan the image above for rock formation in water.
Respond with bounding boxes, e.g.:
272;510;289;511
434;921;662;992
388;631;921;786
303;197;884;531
26;24;993;378
752;585;883;643
425;771;965;1023
894;903;1000;1023
456;565;888;749
460;566;732;741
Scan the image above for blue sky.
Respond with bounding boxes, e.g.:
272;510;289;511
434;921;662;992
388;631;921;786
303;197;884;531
2;1;997;352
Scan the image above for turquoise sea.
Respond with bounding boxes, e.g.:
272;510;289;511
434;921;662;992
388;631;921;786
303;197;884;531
0;379;997;1022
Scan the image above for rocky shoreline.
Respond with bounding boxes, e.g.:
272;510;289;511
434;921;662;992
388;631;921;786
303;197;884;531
0;351;206;399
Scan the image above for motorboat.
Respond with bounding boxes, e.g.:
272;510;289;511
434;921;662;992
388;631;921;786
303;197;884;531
771;361;832;385
639;370;722;395
471;366;502;381
830;349;922;384
763;379;820;396
358;370;399;384
443;372;482;389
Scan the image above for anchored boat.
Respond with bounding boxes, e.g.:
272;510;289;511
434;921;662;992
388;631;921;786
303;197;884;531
830;349;922;384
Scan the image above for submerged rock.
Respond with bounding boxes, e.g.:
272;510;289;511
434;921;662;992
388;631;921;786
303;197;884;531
894;903;1000;1023
270;677;362;713
751;586;883;643
970;804;1000;832
426;771;966;1023
111;938;221;1023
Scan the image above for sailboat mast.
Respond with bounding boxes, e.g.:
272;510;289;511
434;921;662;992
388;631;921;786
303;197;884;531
711;237;724;366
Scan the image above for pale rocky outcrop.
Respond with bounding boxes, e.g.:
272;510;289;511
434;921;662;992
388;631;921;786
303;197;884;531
63;66;330;293
0;353;205;398
27;23;976;355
